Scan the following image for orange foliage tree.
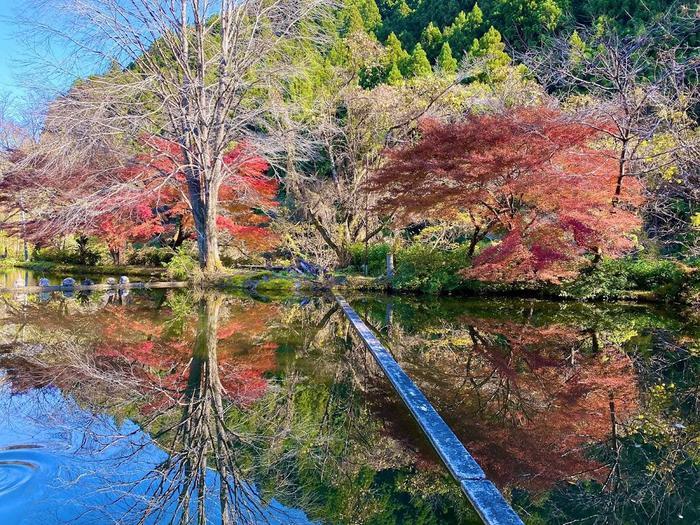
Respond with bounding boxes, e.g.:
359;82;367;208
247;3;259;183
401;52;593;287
372;107;643;282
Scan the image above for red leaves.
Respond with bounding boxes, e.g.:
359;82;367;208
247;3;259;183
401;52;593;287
132;136;279;253
373;107;643;282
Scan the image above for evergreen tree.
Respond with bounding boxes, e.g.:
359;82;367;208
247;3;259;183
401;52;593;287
341;4;366;35
386;61;404;85
568;29;586;65
444;3;483;58
408;43;432;77
468;26;512;82
385;31;410;73
435;42;458;74
419;22;443;60
486;0;562;47
354;0;383;33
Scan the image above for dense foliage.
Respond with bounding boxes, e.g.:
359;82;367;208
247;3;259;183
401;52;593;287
0;0;697;295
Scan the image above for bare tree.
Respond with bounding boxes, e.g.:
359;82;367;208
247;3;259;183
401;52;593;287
280;73;473;268
521;8;700;256
12;0;330;275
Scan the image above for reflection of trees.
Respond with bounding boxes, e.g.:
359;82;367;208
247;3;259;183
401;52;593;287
352;308;639;491
0;292;482;525
351;296;699;524
136;295;277;524
1;292;292;524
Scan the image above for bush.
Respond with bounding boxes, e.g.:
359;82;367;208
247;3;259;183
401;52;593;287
565;257;685;300
165;248;199;281
33;241;105;266
128;246;175;267
349;243;391;276
33;246;72;264
393;244;471;294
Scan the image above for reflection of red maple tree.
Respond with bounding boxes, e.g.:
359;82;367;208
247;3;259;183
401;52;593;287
92;300;281;412
393;317;639;492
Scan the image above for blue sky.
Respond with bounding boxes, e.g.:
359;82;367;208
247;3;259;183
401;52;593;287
0;0;26;99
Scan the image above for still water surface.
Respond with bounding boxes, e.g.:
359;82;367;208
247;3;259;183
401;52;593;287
0;281;697;524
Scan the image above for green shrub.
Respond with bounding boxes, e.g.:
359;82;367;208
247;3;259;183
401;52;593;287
393;244;471;294
128;246;175;267
349;243;390;276
565;257;685;300
33;246;81;265
34;242;104;266
165;249;199;281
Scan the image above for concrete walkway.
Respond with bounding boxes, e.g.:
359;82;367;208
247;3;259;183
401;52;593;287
335;295;524;525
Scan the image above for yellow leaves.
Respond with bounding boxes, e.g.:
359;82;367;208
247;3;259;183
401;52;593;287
691;213;700;230
661;165;678;181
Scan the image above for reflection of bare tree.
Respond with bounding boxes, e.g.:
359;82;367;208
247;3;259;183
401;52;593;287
139;294;279;525
0;293;306;524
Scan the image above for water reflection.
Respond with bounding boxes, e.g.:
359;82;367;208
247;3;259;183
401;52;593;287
353;296;699;524
0;290;697;523
0;290;476;525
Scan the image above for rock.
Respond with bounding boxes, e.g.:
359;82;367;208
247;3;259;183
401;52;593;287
62;278;76;288
38;278;51;287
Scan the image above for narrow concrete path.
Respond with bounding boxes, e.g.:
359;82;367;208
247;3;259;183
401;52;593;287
335;295;524;525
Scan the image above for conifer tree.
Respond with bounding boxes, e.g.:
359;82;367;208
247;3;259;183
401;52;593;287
468;26;511;82
386;61;404;85
436;42;458;74
385;32;410;73
408;43;432;77
420;22;443;60
444;3;483;57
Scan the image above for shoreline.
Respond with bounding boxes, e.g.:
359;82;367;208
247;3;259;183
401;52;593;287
3;261;698;306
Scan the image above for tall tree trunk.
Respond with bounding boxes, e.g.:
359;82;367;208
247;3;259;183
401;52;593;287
187;168;223;275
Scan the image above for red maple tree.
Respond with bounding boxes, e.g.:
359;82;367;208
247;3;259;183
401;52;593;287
372;107;643;282
127;136;280;256
1;136;279;260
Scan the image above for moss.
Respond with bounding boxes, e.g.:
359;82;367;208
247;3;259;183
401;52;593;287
216;271;307;298
255;277;296;293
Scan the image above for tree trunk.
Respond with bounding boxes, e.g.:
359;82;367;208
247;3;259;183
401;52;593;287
171;221;187;250
187;169;223;276
109;249;121;266
467;226;482;257
386;252;394;279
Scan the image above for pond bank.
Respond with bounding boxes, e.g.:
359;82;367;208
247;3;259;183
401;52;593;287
6;261;700;307
12;260;167;278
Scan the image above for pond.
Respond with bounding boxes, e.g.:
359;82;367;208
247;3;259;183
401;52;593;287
0;268;126;288
0;288;697;524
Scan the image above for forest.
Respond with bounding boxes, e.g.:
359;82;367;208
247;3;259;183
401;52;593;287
0;0;698;301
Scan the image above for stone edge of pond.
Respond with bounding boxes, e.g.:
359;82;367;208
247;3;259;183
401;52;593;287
335;294;525;525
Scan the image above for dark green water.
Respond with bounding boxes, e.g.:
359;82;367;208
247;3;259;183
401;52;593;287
0;287;697;524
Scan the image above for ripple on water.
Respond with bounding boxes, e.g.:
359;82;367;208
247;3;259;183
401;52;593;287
0;446;43;499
